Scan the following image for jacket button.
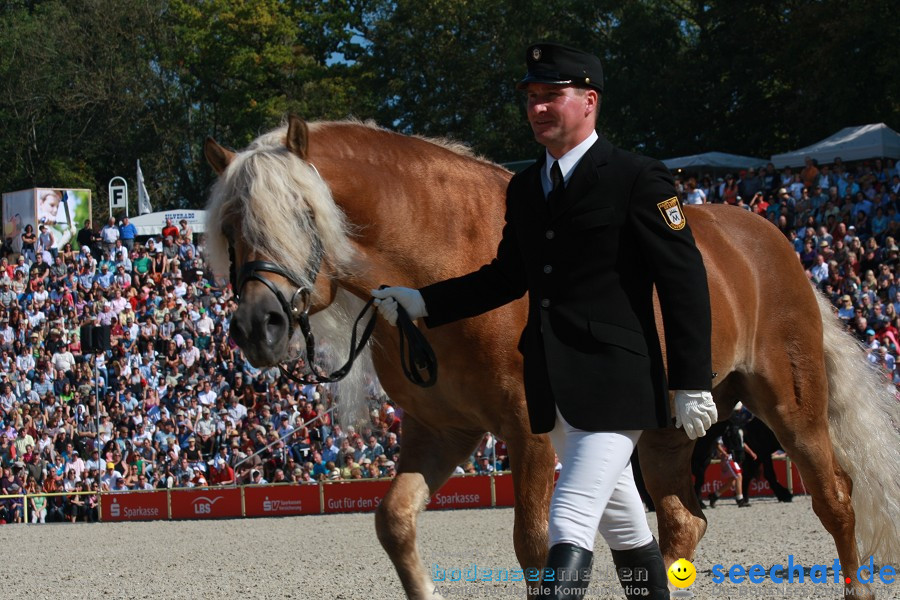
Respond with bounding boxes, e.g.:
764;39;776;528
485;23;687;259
543;265;552;274
545;230;555;239
540;299;550;308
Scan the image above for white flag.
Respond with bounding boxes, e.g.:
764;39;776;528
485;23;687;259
137;159;153;215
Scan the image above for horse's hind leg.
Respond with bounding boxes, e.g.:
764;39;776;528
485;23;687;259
746;364;872;600
375;414;482;600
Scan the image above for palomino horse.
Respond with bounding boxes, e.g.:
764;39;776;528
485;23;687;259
204;116;900;600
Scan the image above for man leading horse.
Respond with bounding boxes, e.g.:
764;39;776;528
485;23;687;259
372;42;717;600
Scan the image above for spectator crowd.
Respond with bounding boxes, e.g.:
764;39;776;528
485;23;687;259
0;215;507;525
677;156;900;382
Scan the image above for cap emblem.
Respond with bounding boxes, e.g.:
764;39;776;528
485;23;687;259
532;47;541;61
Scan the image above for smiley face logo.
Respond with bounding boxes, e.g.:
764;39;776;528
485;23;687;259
667;558;696;588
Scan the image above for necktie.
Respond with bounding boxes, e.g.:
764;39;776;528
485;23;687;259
548;160;564;203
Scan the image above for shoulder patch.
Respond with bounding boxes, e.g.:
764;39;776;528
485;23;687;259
657;197;686;230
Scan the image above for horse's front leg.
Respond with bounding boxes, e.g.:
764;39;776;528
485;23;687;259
504;426;554;599
638;428;708;566
375;414;482;600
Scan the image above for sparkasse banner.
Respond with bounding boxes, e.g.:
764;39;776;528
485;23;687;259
427;475;493;510
102;491;168;522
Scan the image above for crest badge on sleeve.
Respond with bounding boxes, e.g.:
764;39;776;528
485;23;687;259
657;197;686;230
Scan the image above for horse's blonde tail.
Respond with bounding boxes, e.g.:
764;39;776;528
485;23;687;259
818;291;900;565
308;289;377;429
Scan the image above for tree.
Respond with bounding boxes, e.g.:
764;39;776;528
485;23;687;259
0;0;170;221
1;0;897;209
153;0;375;205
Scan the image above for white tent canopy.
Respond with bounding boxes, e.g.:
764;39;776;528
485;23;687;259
771;123;900;169
129;209;206;236
661;151;767;171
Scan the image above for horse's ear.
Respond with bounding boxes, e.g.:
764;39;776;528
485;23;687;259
204;137;235;175
285;114;309;159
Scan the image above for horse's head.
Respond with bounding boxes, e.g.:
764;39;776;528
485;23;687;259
204;115;355;367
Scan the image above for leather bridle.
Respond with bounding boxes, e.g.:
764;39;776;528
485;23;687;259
226;228;378;384
226;234;437;388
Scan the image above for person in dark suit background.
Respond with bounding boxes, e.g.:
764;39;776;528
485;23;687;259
372;43;717;600
76;219;98;256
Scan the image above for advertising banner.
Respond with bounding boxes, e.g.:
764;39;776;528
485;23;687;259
243;484;320;517
102;491;168;522
699;457;806;498
169;487;242;519
2;189;34;255
130;209;206;236
427;475;493;510
493;473;515;507
322;479;392;514
2;187;92;252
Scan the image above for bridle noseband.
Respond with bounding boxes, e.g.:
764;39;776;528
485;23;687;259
227;236;334;383
227;239;437;388
234;258;314;341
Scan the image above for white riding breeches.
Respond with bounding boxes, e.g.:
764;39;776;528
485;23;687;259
547;406;653;552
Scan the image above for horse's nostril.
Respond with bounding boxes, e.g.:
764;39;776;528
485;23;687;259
264;311;286;342
230;318;249;346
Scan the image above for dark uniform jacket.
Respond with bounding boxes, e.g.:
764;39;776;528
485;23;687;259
420;134;712;433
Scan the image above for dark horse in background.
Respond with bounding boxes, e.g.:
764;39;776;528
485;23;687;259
204;116;900;599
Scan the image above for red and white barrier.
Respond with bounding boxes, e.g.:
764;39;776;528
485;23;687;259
698;456;806;498
93;456;804;523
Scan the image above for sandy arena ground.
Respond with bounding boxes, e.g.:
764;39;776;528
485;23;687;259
2;495;897;599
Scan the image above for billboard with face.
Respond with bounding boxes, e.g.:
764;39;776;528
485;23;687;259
2;188;92;252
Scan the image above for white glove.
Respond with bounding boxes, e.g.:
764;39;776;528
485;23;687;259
673;390;717;440
370;287;428;326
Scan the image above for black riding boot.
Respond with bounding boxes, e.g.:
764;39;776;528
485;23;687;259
535;543;593;599
610;537;670;600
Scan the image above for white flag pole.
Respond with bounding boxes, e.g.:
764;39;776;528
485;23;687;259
137;160;154;216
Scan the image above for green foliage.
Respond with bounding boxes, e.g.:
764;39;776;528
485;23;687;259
0;0;897;209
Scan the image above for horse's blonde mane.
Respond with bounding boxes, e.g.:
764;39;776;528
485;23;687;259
205;125;355;290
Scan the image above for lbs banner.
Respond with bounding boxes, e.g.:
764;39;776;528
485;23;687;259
169;487;242;519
